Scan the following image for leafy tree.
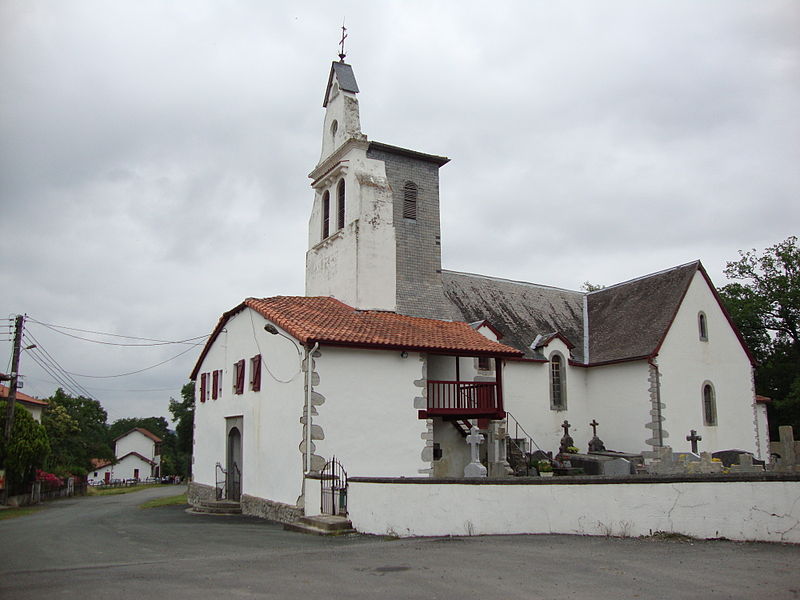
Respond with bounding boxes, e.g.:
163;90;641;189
0;401;50;491
43;389;113;476
169;382;195;478
719;236;800;435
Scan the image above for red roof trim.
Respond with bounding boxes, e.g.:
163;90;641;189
470;320;504;340
116;451;156;466
190;302;248;380
537;332;576;350
113;427;163;444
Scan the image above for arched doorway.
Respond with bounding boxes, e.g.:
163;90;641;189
226;423;242;502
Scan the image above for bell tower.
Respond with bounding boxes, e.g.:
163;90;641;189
305;58;398;311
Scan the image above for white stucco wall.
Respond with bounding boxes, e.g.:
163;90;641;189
88;464;114;484
306;144;397;312
115;430;156;461
347;479;800;543
114;453;154;481
312;347;428;478
657;272;758;454
193;308;306;507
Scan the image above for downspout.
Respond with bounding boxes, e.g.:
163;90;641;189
305;342;320;473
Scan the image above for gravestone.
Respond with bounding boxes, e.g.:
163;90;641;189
730;453;764;473
564;453;632;476
588;419;606;453
559;420;574;455
712;449;765;468
686;452;723;474
647;446;683;475
686;429;702;453
769;426;800;472
464;426;488;478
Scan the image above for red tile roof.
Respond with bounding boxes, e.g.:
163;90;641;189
755;395;771;404
0;384;48;407
90;458;114;469
192;296;523;379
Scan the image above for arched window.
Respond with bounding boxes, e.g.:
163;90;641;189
698;312;708;341
337;179;345;230
549;353;566;410
403;181;418;220
322;190;330;239
702;383;717;426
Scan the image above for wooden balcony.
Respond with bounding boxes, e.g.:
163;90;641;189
419;380;505;420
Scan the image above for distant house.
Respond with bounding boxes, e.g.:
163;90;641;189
95;428;162;483
0;384;48;423
88;458;114;485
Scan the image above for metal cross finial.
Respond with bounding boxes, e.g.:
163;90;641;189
590;419;599;437
338;20;348;62
686;429;702;454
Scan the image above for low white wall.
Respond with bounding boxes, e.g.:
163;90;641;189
347;478;800;543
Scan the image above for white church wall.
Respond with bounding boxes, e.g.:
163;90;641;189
755;402;770;461
657;272;757;454
347;479;800;543
193;308;306;507
502;339;590;455
312;346;428;477
584;361;652;453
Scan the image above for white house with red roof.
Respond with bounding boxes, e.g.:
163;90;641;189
1;384;47;423
189;57;768;522
88;427;162;484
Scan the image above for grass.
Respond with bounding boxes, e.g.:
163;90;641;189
0;506;45;521
139;493;188;509
87;483;166;497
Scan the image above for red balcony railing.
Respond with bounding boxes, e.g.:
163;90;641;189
424;380;503;418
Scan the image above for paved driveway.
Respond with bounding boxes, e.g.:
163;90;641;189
1;485;798;599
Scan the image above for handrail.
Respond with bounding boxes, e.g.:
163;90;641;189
215;462;226;500
505;411;544;453
427;380;499;414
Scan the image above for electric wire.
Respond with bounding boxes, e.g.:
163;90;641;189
23;330;97;399
27;317;208;347
248;310;302;384
65;342;201;379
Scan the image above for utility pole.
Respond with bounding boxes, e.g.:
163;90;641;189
2;315;24;505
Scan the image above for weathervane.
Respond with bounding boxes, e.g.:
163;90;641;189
338;19;348;62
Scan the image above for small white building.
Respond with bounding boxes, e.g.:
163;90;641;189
189;58;768;522
1;384;48;423
92;428;163;483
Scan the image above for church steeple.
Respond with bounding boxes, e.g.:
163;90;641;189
319;61;364;163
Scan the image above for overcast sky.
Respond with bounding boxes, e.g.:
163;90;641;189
1;1;798;425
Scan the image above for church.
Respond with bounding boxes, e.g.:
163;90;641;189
189;57;767;522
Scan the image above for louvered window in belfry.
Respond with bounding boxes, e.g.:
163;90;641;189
403;181;418;220
337;179;345;230
322;190;330;239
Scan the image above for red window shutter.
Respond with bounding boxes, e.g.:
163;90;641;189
212;370;219;400
251;355;261;392
216;369;223;398
200;373;208;403
235;359;245;395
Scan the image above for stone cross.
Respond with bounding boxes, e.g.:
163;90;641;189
769;425;799;472
464;426;488;477
686;429;702;454
588;419;605;453
590;419;599;437
559;420;575;455
561;420;571;436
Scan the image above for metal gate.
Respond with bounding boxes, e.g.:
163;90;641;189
320;458;348;516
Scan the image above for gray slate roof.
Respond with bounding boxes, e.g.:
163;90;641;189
323;61;359;107
441;261;704;365
442;270;585;361
587;261;699;364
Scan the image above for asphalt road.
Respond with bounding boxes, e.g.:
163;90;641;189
1;485;798;599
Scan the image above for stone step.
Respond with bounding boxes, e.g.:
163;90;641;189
284;515;356;536
190;500;242;515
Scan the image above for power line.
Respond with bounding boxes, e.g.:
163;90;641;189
23;330;97;399
27;317;209;347
66;343;200;379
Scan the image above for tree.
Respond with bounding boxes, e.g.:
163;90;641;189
43;389;113;477
719;236;800;435
0;401;50;491
169;382;195;478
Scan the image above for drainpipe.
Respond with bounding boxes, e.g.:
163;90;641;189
305;342;320;473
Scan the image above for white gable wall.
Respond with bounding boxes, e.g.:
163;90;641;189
312;346;428;477
193;308;306;506
657;271;758;455
115;453;154;481
116;430;156;461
